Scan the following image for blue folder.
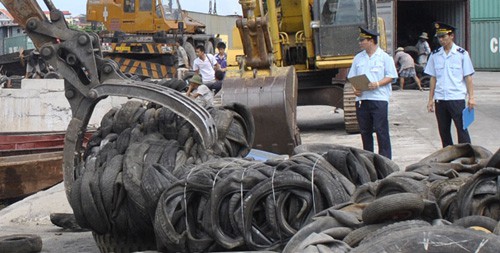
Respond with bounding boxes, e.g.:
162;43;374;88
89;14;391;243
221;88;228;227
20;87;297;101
462;107;475;130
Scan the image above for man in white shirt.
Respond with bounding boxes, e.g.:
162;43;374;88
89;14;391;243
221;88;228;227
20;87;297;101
416;32;431;68
425;22;475;147
347;27;398;159
193;45;217;85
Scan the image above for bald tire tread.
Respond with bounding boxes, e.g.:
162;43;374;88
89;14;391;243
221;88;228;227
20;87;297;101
359;220;431;246
282;217;344;253
0;234;42;253
342;223;388;247
343;83;360;134
362;193;425;224
350;226;500;253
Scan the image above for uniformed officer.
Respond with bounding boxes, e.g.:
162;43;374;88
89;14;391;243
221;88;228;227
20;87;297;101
424;22;475;147
348;27;398;159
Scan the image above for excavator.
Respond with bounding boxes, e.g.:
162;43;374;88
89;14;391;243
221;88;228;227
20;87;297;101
86;0;221;79
0;0;219;203
222;0;384;154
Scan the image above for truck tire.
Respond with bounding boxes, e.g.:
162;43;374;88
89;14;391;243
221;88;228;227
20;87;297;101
351;226;500;253
0;234;42;253
343;83;360;134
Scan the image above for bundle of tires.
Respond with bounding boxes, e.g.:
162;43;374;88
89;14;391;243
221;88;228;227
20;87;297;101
69;103;400;252
284;144;500;252
69;100;255;252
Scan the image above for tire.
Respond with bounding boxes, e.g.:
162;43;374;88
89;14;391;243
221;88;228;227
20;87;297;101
362;193;425;224
453;215;498;232
93;232;156;253
420;75;431;88
0;234;42;253
343;223;388;247
184;42;196;69
359;220;430;246
351;226;500;253
343;83;360;134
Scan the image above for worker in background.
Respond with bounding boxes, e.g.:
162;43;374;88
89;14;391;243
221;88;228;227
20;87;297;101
416;32;431;68
25;50;42;79
211;70;224;95
394;47;423;91
215;42;227;79
176;37;190;79
186;74;214;106
425;22;475;147
347;27;398;159
193;45;217;86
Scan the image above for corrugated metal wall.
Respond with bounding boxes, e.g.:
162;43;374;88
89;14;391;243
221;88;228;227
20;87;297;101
377;0;469;55
411;0;468;50
187;12;240;48
470;21;500;70
471;0;500;20
377;1;395;56
470;0;500;70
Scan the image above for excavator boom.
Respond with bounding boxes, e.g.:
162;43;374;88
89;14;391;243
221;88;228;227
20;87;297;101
0;0;217;200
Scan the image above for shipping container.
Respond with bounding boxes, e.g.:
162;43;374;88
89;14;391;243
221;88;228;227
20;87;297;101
471;0;500;21
470;20;500;70
377;0;470;56
3;35;34;54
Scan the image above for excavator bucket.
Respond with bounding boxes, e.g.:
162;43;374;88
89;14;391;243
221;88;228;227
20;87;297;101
221;66;300;155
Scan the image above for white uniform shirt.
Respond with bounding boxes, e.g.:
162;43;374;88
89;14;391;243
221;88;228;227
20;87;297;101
424;43;475;100
193;54;216;83
348;47;398;102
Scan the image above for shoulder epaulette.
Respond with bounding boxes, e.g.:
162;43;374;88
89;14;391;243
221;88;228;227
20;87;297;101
457;47;465;54
432;48;441;54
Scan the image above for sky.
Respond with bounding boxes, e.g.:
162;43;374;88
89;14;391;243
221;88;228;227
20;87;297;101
0;0;242;16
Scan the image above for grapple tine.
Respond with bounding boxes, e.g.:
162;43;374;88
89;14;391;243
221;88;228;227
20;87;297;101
95;80;218;148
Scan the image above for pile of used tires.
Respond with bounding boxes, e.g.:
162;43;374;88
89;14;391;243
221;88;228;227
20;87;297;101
285;143;500;252
70;101;500;252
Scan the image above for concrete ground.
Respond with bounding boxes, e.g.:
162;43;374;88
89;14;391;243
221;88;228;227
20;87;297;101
1;71;498;252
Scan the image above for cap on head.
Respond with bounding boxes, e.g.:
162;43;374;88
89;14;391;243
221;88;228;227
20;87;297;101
358;27;379;40
419;32;429;40
189;74;203;85
434;22;456;36
396;47;404;52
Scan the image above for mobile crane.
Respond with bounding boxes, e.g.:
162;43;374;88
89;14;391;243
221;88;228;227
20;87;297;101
86;0;221;79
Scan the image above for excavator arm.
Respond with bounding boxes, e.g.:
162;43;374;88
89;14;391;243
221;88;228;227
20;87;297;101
0;0;218;199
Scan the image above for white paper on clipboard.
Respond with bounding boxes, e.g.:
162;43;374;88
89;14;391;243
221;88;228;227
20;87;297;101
348;74;371;91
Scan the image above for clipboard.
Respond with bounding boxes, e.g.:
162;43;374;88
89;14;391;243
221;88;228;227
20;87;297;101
462;107;475;130
348;74;370;91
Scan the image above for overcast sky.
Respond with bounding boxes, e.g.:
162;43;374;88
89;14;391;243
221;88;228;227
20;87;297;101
0;0;242;16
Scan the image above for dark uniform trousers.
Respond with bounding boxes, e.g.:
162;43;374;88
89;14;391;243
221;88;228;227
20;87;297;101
356;100;391;159
434;99;471;147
